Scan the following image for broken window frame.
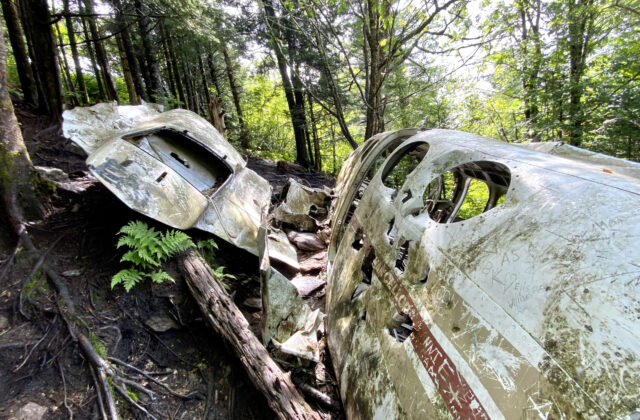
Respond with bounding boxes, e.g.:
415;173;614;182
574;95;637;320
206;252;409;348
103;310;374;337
330;129;421;255
122;127;235;197
419;160;511;224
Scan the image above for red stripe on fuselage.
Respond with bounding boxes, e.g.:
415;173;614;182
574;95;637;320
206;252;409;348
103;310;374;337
350;217;490;419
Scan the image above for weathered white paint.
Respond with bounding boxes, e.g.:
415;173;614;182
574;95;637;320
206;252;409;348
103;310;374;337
327;129;640;419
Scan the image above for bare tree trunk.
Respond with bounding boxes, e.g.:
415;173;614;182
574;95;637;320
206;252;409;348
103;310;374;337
566;0;594;146
23;0;64;121
208;96;227;138
22;0;64;119
167;34;186;108
0;0;38;107
17;0;46;106
159;22;177;101
55;21;79;106
134;0;163;102
83;0;118;102
207;54;223;97
197;50;211;113
261;0;310;167
116;34;138;104
81;15;105;102
0;29;43;234
112;0;145;102
182;55;196;112
308;93;321;172
222;47;249;150
180;250;321;420
312;29;357;149
63;0;89;105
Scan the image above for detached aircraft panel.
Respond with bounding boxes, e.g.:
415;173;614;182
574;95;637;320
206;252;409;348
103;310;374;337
327;129;640;419
62;103;296;268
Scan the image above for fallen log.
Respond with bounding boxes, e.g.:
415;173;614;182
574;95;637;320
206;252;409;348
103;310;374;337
180;249;322;420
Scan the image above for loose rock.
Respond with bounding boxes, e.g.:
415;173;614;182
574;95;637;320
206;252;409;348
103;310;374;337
13;402;48;420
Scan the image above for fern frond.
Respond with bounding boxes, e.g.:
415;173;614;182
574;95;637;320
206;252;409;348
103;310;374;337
116;235;136;249
111;269;144;292
114;220;195;291
162;230;194;255
137;245;160;268
148;270;175;284
213;266;237;280
118;221;159;240
197;239;218;252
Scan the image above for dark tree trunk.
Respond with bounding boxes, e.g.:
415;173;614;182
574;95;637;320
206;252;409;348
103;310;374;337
63;0;89;105
197;51;212;113
83;0;118;102
182;55;196;111
222;47;249;150
159;23;177;100
134;0;163;102
112;0;145;102
81;15;105;101
18;0;46;107
207;54;223;96
0;0;38;107
167;34;186;108
22;0;64;119
55;21;79;106
566;0;593;146
308;93;321;172
312;30;358;149
116;34;138;104
0;29;43;232
261;0;310;167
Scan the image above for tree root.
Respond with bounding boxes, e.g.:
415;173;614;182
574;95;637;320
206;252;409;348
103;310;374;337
57;361;74;420
11;216;185;420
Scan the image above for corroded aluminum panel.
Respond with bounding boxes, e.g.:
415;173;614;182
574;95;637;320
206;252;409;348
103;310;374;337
88;138;208;229
274;178;331;231
62;104;297;268
327;129;640;419
62;102;164;154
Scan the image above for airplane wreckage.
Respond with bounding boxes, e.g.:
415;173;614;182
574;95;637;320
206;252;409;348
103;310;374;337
63;104;640;420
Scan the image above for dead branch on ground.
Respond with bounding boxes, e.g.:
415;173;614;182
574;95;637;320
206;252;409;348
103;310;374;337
180;249;322;420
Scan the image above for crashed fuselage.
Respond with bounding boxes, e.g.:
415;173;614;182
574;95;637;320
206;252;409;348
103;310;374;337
326;129;640;419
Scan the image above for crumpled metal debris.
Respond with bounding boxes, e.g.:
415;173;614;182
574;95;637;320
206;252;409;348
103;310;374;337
258;224;324;364
263;269;324;363
35;166;97;193
287;231;326;252
266;229;300;271
62;103;297;269
274;178;331;231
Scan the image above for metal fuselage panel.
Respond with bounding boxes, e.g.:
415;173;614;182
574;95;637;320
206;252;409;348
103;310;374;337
327;129;640;419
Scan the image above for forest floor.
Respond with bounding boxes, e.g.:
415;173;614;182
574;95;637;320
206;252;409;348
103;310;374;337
0;104;341;419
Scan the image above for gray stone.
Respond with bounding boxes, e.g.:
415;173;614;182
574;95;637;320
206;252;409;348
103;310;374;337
145;314;180;332
0;314;9;330
12;402;48;420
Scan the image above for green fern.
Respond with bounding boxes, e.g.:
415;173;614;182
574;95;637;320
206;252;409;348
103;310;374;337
112;221;194;291
111;268;144;292
212;266;235;291
197;239;218;253
149;270;175;284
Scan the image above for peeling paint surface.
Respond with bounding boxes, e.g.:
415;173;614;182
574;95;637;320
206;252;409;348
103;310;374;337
327;129;640;419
